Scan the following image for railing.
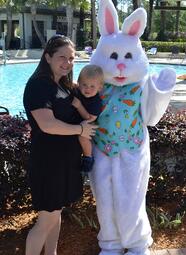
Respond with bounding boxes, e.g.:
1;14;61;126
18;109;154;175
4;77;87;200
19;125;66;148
0;106;9;115
1;32;6;65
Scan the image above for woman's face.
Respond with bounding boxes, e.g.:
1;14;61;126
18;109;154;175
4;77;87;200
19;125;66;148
45;44;75;83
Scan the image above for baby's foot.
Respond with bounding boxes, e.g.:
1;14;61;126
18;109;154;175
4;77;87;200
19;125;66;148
81;156;94;174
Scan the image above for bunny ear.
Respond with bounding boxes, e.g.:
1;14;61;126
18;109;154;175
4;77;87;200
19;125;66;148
98;0;119;36
121;8;147;38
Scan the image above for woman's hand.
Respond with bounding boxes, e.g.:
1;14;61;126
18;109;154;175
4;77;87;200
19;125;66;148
80;120;98;139
72;81;79;88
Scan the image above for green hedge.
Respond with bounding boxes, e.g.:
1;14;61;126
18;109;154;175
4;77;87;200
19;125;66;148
142;41;186;53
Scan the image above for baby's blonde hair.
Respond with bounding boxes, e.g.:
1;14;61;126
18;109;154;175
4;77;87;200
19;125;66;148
78;64;104;86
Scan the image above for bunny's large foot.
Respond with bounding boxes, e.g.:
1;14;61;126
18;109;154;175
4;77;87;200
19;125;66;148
99;249;124;255
124;248;150;255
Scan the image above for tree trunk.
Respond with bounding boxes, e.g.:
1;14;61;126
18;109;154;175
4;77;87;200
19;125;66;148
6;6;12;49
159;1;166;41
144;0;154;40
112;0;118;8
132;0;141;10
91;0;97;49
66;4;74;39
31;4;46;48
175;1;180;37
52;8;58;31
78;5;85;48
79;5;84;30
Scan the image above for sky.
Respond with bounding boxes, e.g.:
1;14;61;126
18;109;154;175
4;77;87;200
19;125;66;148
118;3;128;12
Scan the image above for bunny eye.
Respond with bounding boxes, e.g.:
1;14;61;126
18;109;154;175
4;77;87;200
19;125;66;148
110;52;118;60
125;52;132;59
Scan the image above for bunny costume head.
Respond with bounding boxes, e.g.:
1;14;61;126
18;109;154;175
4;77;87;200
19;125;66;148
89;1;176;255
91;2;148;86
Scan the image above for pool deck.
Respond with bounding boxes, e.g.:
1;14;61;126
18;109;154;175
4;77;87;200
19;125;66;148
1;49;186;65
0;49;185;111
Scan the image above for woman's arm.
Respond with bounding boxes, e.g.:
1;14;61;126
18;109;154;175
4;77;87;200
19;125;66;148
31;108;97;139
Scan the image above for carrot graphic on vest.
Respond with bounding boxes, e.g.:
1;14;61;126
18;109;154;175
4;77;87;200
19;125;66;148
98;127;109;134
131;118;137;128
122;99;135;106
130;85;140;95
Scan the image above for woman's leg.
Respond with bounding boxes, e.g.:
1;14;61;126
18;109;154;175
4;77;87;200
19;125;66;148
44;213;62;255
25;210;62;255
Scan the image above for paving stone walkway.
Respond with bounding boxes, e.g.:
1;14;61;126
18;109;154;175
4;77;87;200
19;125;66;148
151;249;186;255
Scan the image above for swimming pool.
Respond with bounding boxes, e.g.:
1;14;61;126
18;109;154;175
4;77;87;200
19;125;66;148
0;62;186;115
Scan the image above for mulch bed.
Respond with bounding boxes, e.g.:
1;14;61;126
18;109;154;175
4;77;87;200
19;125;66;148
0;186;185;255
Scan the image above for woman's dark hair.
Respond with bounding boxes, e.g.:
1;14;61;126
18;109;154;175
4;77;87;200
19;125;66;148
30;35;75;89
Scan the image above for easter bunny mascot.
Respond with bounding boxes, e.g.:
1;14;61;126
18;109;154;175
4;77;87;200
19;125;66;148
89;1;176;255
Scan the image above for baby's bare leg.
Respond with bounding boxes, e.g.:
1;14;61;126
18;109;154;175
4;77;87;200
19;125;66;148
79;136;92;156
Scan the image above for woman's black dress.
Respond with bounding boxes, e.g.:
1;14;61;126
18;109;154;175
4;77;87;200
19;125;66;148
23;77;83;212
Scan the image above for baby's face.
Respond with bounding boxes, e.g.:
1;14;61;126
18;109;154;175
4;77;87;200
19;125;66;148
79;76;103;98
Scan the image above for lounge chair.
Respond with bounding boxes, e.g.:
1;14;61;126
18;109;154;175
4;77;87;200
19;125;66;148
147;47;157;55
84;46;93;55
0;49;10;60
170;46;180;59
177;74;186;80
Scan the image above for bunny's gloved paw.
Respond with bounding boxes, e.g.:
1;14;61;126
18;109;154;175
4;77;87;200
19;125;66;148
155;68;176;91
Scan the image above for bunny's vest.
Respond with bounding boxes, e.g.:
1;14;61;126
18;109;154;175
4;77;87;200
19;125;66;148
94;82;144;157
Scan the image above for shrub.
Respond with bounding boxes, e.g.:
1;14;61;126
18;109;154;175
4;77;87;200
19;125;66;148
0;114;30;214
147;107;186;213
142;41;186;53
0;108;185;215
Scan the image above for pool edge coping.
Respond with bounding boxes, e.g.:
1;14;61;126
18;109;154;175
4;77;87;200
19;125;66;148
0;57;186;66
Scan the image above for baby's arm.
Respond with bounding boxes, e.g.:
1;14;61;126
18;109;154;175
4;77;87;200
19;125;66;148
72;97;97;121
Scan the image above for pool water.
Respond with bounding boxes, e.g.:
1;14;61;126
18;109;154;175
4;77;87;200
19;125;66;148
0;62;186;116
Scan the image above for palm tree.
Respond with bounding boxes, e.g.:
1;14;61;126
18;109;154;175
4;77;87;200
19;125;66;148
30;2;46;48
112;0;117;8
159;0;166;40
145;0;154;40
91;0;96;49
0;0;13;49
6;3;12;49
28;0;64;48
0;0;27;49
49;0;62;31
66;4;74;38
27;0;66;48
64;0;89;40
132;0;141;10
175;1;180;37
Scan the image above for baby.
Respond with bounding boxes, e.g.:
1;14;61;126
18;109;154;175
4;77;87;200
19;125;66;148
72;64;104;175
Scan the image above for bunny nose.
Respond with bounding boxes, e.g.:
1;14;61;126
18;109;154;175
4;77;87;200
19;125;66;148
117;63;126;71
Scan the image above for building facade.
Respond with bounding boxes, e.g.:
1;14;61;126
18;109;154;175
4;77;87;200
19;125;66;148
0;6;83;49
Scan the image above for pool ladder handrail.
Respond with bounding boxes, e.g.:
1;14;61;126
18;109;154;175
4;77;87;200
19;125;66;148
0;106;9;115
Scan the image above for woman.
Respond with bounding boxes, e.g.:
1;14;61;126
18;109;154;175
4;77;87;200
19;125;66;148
23;35;97;255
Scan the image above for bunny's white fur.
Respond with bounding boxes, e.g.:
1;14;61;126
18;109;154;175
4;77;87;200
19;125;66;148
89;1;176;255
